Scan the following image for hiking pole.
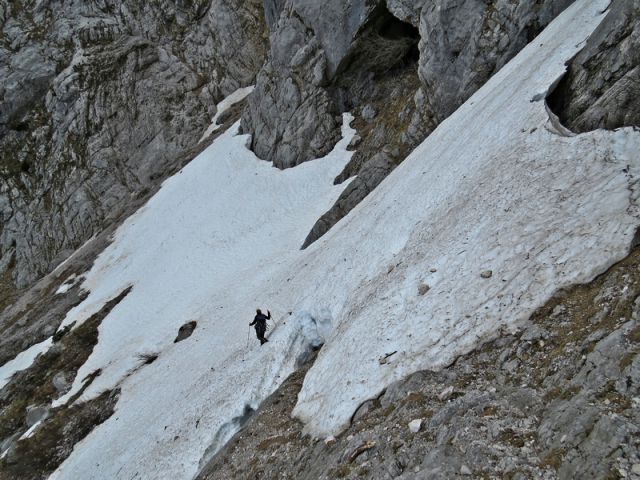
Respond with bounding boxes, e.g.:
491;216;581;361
246;325;250;348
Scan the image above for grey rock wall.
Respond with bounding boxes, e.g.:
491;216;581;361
241;0;382;169
0;0;267;288
548;0;640;132
418;0;574;122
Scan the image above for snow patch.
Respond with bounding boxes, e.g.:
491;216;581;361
0;337;53;390
49;114;355;480
198;85;255;143
19;420;44;440
55;274;82;295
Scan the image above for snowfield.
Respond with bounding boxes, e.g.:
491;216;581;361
46;0;640;478
0;336;53;390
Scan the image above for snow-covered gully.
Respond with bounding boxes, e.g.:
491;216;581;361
48;0;640;478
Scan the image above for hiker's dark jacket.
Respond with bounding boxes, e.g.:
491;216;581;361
250;311;271;333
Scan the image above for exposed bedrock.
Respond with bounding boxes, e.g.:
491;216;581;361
0;0;267;288
547;0;640;132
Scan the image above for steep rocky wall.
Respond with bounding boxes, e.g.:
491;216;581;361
242;0;575;248
0;0;267;288
417;0;574;122
548;0;640;132
241;0;378;170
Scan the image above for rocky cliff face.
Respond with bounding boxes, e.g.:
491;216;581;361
548;0;640;132
0;0;584;290
0;0;267;288
242;0;575;248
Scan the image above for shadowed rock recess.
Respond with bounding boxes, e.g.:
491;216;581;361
0;0;267;289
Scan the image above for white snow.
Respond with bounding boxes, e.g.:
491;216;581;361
49;0;640;478
19;420;44;440
55;274;78;294
0;336;53;390
198;85;254;143
55;283;72;295
291;0;640;435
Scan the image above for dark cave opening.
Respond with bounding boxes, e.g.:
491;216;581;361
378;13;419;41
334;5;420;81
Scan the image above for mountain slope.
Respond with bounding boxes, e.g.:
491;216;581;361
1;0;639;479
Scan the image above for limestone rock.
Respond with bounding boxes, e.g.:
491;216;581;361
174;321;198;343
408;418;422;433
0;0;267;288
52;372;71;396
25;405;49;427
438;386;454;401
548;0;640;132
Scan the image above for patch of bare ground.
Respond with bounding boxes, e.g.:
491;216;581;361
0;286;131;479
200;247;640;480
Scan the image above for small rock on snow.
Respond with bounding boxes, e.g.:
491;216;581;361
480;270;493;279
348;135;362;150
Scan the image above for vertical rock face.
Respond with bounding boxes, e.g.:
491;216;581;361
0;0;267;288
547;0;640;132
241;0;380;169
417;0;574;122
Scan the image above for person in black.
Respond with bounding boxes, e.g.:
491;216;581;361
250;309;271;345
